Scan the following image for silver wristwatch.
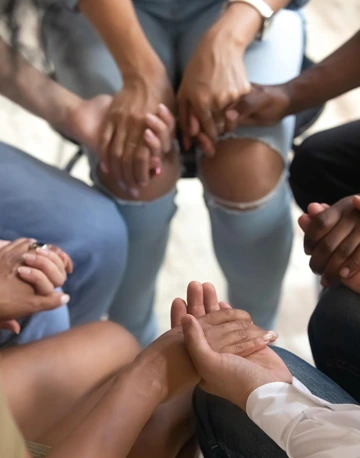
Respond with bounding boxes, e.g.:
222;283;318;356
225;0;275;41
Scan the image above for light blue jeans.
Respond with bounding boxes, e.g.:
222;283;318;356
0;144;128;347
43;0;304;346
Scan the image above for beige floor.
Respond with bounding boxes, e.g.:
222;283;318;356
1;0;359;364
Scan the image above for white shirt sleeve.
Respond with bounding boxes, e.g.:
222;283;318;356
246;377;360;457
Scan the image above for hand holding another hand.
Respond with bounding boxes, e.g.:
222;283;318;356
298;195;360;292
134;281;278;403
182;315;291;411
0;239;72;334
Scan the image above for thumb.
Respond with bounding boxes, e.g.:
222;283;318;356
298;213;311;233
35;292;70;312
0;320;20;334
353;195;360;211
307;202;326;218
182;315;216;376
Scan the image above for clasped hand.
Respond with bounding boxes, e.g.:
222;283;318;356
0;239;72;334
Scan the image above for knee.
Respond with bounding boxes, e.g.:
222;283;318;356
199;138;284;210
309;284;360;348
98;152;180;203
70;195;128;275
83;321;140;360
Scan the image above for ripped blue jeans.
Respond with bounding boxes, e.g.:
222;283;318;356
43;1;304;346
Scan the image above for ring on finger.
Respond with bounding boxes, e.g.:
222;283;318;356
29;242;48;251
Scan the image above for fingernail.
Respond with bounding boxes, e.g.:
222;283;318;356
340;267;350;278
226;110;238;121
36;247;48;255
129;188;139;198
117;181;127;191
61;294;70;305
146;113;157;122
159;103;168;114
100;162;108;174
263;331;279;342
18;266;31;275
23;253;36;261
155;167;162;176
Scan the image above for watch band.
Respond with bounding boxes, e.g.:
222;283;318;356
226;0;274;19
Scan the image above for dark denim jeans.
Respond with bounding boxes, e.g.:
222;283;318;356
193;284;360;457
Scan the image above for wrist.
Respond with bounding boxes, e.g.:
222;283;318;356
54;93;84;139
120;45;166;82
128;354;168;403
216;2;263;48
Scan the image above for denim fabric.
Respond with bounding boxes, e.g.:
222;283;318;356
0;144;127;346
42;3;304;343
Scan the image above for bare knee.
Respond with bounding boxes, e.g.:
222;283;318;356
98;151;180;202
85;321;141;363
199;138;284;209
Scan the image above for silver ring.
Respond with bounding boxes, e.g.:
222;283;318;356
29;242;48;251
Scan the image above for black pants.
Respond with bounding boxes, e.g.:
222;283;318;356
290;120;360;211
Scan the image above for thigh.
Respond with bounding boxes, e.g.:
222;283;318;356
179;7;304;162
0;142;123;261
290;121;360;211
308;284;360;403
42;4;177;99
193;347;357;458
0;322;139;443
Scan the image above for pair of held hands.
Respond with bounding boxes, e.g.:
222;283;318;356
65;13;265;197
130;281;290;411
299;195;360;292
66;83;286;198
0;239;72;334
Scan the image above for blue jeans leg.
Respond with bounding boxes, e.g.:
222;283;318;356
193;346;358;458
207;179;293;330
108;190;177;347
0;144;128;345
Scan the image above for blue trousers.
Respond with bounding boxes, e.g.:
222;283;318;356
43;1;304;346
193;284;360;457
0;144;128;346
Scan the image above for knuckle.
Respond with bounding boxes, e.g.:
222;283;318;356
238;330;248;340
337;243;353;259
313;213;332;231
130;113;143;124
235;343;244;354
235;320;247;330
318;238;335;257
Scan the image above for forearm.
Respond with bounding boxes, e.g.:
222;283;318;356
0;39;82;134
78;0;164;78
47;365;162;458
285;31;360;113
214;0;290;49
